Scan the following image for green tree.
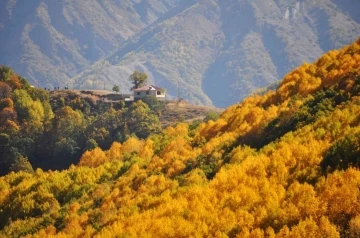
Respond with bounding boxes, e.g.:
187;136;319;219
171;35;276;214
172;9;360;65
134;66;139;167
13;89;45;123
142;95;165;114
203;111;219;122
85;109;122;147
0;147;21;175
129;70;148;90
0;133;10;147
9;156;34;173
0;65;12;82
84;139;98;151
126;100;161;138
27;87;54;121
53;138;81;167
321;132;360;172
0;133;10;174
112;85;120;93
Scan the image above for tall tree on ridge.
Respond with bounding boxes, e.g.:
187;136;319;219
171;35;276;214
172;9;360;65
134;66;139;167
129;70;148;90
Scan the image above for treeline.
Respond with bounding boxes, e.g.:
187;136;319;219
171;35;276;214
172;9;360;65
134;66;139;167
0;38;359;237
0;68;162;175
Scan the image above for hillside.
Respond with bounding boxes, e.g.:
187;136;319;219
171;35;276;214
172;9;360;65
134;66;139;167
49;89;223;128
0;76;222;175
0;38;359;237
1;0;360;107
158;100;223;128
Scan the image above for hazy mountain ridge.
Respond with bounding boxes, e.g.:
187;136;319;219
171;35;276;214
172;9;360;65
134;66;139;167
1;0;359;106
69;0;360;107
0;0;180;87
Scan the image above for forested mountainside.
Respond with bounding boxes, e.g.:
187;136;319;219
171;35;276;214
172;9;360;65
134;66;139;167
0;65;221;175
0;37;359;237
1;0;360;107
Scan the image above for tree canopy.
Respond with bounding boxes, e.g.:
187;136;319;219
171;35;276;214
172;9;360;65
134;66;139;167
128;70;148;90
112;85;120;93
0;38;360;237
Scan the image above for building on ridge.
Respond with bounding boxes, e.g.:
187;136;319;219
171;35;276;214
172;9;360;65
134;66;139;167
133;85;166;101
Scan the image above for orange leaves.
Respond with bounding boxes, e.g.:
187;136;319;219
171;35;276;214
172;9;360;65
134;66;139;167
282;182;323;222
318;168;360;218
201;132;235;156
0;107;17;123
139;139;154;160
275;39;360;102
106;142;122;161
164;123;189;139
277;63;322;99
108;138;153;161
198;118;228;139
230;146;257;164
79;147;108;168
121;137;143;155
161;137;199;177
0;82;11;99
61;212;89;237
8;74;22;90
349;215;360;237
80;137;152;168
281;217;340;238
317;54;333;68
2;39;360;238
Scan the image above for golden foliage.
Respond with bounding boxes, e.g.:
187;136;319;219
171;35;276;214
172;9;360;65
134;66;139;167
1;38;360;238
79;147;108;167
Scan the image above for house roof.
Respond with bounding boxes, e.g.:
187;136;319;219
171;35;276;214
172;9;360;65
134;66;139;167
133;85;164;91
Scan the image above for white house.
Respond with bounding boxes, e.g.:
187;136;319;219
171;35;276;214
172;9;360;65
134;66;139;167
133;85;166;101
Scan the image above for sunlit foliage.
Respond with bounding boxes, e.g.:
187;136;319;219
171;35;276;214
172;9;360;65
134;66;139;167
0;39;360;237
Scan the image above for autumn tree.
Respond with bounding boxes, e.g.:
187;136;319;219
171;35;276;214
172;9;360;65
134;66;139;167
79;147;108;167
125;100;161;139
0;82;11;99
0;107;17;124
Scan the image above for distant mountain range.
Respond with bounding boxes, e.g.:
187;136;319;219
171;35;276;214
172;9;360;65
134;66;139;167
1;0;359;107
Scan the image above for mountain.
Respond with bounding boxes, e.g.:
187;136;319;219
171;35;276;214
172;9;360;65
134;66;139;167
0;38;359;237
1;0;359;107
0;0;180;87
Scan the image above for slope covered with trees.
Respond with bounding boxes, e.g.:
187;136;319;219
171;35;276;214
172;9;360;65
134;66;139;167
0;67;164;175
0;38;360;237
